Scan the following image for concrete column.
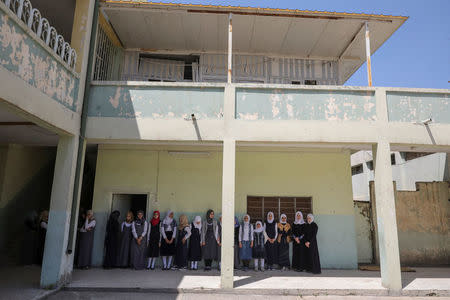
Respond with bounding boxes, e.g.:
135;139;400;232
372;140;402;292
220;138;236;289
41;136;79;288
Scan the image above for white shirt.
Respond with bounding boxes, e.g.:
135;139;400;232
80;219;96;232
121;221;132;232
132;220;148;239
239;223;254;242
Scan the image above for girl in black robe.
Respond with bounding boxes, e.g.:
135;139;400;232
160;210;177;270
264;212;278;270
234;216;240;269
304;213;321;274
291;211;307;272
146;210;160;270
23;211;39;265
103;210;120;268
118;211;134;268
77;210;96;269
188;216;202;270
175;214;191;269
277;213;291;271
202;209;218;271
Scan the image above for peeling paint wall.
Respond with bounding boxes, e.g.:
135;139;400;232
370;181;450;266
88;85;224;119
0;8;79;111
387;92;450;123
236;88;376;121
353;201;373;264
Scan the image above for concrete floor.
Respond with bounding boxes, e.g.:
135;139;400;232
1;266;449;300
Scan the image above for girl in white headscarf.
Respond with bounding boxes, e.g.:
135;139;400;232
264;211;278;270
252;221;266;271
160;210;177;270
292;211;307;271
188;216;202;270
304;213;321;274
239;214;253;270
277;213;291;271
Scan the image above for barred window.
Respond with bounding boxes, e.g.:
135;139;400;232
247;196;312;223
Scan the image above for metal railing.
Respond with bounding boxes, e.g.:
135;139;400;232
1;0;77;70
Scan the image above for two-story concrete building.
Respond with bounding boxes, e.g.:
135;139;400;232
0;0;449;293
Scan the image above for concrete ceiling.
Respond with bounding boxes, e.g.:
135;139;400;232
0;104;58;146
101;2;407;83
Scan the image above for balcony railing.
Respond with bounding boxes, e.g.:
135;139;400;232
1;0;76;69
0;0;79;111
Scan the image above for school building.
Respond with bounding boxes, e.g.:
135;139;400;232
0;0;449;293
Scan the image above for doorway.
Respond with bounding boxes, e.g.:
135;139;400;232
111;194;148;223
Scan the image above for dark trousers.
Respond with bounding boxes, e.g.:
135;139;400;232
204;259;212;267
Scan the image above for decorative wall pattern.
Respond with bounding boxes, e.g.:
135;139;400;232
0;8;79;111
236;88;376;121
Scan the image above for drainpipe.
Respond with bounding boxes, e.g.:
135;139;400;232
66;0;100;255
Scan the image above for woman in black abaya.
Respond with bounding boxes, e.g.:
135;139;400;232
103;210;120;268
304;213;321;274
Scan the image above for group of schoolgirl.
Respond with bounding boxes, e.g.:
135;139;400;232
103;208;321;274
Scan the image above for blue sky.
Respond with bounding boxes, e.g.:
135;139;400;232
155;0;449;88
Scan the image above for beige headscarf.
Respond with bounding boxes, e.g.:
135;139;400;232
179;214;189;229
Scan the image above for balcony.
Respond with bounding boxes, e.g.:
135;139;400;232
0;0;79;112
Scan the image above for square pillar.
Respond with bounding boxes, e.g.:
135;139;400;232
220;138;236;289
372;141;402;291
41;136;79;288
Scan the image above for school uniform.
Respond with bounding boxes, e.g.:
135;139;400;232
291;212;308;271
239;217;254;269
252;222;266;271
131;218;148;270
118;221;133;267
188;221;202;269
77;218;96;268
264;220;278;269
160;219;177;256
175;225;191;269
201;218;218;268
277;221;291;269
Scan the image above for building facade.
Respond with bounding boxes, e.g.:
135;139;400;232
0;0;449;293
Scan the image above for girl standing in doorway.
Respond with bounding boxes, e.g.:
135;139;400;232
131;210;148;270
160;210;177;270
77;210;96;269
118;211;134;268
146;210;160;270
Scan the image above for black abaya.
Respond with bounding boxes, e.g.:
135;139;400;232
304;222;321;274
291;223;307;271
118;222;133;267
103;212;120;268
188;224;202;261
264;222;278;267
277;223;291;268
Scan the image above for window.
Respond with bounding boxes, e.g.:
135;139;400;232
247;196;312;223
304;80;317;85
291;81;301;85
351;164;363;175
366;161;374;171
391;154;396;165
401;152;434;161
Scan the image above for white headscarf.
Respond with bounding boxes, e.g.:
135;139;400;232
243;214;250;225
294;211;305;225
307;213;314;224
280;214;287;224
193;215;202;230
254;221;264;233
266;211;275;224
163;210;174;225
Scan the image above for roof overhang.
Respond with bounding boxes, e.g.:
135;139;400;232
100;1;408;83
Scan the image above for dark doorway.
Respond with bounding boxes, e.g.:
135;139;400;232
111;194;148;223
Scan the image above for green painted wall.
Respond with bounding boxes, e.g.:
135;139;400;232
0;145;56;265
91;147;357;268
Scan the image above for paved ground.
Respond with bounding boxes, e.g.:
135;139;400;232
1;266;449;300
47;292;450;300
65;267;450;297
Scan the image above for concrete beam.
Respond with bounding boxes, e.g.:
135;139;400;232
40;136;79;288
372;141;402;292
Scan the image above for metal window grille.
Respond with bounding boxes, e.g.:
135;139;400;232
93;24;123;81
